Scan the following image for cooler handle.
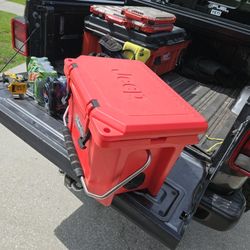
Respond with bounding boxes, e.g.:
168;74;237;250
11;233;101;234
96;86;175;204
63;106;152;200
80;151;151;200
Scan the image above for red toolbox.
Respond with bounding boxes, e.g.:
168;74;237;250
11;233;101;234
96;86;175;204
83;24;189;75
90;5;122;18
90;5;175;33
90;5;131;27
82;31;102;56
83;7;190;75
64;56;207;206
123;6;176;25
146;41;190;75
130;20;174;34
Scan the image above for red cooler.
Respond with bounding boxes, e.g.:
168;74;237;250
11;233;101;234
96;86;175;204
64;56;207;206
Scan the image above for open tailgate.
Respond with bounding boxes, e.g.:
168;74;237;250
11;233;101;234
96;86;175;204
0;81;207;249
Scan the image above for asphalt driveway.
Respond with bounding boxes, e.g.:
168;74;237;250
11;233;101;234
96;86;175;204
0;123;250;250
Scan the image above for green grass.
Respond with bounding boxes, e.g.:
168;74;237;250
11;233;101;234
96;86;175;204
0;11;24;72
7;0;26;5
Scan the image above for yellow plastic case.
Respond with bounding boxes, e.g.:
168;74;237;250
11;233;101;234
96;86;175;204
123;42;151;63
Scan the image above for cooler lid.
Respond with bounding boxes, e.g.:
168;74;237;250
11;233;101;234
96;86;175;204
64;56;207;142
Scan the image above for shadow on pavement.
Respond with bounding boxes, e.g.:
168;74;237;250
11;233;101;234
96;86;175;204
54;190;166;250
54;189;250;250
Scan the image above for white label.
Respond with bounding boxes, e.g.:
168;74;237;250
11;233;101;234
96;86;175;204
210;9;222;16
162;52;171;61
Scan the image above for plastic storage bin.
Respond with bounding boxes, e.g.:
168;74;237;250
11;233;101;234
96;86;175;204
64;56;207;206
84;14;187;49
83;14;190;75
123;6;176;25
90;5;175;33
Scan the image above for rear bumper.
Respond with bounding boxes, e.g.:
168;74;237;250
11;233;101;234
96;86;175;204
196;190;246;231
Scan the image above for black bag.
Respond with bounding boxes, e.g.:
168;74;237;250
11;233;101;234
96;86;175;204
44;76;67;116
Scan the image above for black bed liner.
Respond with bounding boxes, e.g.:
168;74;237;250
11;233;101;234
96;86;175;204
163;72;240;154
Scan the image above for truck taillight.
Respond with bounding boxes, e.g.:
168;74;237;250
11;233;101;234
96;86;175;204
11;17;28;56
229;131;250;176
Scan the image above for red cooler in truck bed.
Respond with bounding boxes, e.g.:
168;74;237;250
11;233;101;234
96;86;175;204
64;56;207;206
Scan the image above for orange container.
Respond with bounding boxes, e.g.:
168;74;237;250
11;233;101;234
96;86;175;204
64;56;207;206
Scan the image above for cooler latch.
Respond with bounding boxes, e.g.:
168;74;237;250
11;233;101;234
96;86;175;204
79;99;100;149
83;99;100;130
78;131;91;149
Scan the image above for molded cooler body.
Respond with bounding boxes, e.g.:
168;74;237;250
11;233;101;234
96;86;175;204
64;56;207;206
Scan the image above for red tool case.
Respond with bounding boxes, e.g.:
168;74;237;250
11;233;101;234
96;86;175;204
64;56;207;206
83;12;190;75
90;5;175;33
123;6;176;25
131;20;174;34
90;5;131;27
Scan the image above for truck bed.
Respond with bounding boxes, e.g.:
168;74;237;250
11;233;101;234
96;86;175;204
163;73;240;154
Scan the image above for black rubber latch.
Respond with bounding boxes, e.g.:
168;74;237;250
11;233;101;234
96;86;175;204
91;99;100;108
78;131;91;149
77;100;99;149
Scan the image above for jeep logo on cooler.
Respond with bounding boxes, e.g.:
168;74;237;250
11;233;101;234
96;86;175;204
112;69;144;99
